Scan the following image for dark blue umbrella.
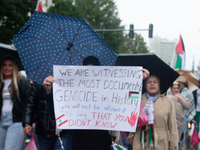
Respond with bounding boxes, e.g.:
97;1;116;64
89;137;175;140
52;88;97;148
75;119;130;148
12;11;117;84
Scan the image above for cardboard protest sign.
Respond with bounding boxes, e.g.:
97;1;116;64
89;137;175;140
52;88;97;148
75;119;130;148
53;65;143;132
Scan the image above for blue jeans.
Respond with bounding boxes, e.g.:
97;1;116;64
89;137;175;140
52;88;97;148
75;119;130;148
120;136;132;150
179;115;188;150
0;113;24;150
38;134;70;150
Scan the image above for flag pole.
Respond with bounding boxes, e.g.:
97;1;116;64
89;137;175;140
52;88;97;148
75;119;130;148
171;38;179;68
170;49;176;68
35;0;40;11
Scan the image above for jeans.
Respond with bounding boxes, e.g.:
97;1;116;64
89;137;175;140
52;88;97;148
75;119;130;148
179;115;188;150
0;113;24;150
38;134;70;150
120;137;132;150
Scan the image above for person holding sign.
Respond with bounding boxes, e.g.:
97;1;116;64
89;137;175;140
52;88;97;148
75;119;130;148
127;75;179;150
43;56;150;150
44;56;113;150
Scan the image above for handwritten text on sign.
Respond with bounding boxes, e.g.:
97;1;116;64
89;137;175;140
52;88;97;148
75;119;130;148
53;66;143;132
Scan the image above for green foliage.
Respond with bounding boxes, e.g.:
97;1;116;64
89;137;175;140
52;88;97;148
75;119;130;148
48;0;81;17
0;0;149;54
0;0;37;44
120;33;149;54
48;0;126;54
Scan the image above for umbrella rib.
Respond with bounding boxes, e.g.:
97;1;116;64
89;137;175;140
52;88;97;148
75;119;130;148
69;50;72;65
71;47;84;59
70;20;84;44
58;50;69;65
29;48;66;76
45;13;69;43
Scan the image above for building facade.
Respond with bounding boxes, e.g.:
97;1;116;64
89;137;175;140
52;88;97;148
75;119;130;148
149;36;178;68
40;0;54;12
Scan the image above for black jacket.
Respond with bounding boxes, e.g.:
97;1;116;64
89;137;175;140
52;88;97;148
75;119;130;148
0;77;30;122
23;81;68;137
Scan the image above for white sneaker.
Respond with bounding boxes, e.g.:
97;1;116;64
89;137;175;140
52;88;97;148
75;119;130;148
25;139;31;143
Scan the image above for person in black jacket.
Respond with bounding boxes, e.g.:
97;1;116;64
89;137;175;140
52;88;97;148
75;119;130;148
23;80;71;150
43;56;150;150
44;56;112;150
0;57;30;150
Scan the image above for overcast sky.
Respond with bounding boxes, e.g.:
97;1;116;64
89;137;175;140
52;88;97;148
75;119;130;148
115;0;200;71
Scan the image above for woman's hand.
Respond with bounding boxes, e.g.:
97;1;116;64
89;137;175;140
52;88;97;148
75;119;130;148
141;68;150;80
43;75;54;94
174;93;180;98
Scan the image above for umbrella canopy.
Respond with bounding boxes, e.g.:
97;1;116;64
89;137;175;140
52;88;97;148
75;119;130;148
12;11;117;84
0;43;24;71
115;53;180;94
175;69;199;92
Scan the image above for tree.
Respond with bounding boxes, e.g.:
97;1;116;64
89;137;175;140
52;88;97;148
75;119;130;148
0;0;37;44
47;0;81;18
119;33;149;54
48;0;126;54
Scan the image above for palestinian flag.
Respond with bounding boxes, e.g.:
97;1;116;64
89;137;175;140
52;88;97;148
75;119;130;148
129;91;139;99
36;0;43;12
175;35;185;70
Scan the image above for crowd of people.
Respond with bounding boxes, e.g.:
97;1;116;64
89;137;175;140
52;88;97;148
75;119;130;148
0;56;200;150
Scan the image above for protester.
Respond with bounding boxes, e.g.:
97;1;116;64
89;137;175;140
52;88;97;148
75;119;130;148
178;80;196;150
192;79;200;150
168;82;191;142
127;75;179;150
23;80;71;150
44;56;150;150
44;56;112;150
0;57;30;150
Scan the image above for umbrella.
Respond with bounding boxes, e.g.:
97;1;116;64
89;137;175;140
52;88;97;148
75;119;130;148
12;11;117;84
0;43;24;71
175;69;199;92
115;53;180;94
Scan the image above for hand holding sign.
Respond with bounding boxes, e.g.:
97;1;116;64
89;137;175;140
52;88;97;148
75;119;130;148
43;75;54;94
141;68;150;80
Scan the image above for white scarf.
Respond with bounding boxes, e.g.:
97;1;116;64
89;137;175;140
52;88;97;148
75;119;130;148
144;93;160;125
